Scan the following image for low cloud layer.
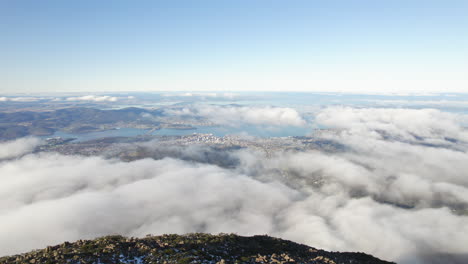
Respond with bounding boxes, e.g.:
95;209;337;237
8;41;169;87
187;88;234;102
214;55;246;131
0;137;41;160
162;92;239;99
369;99;468;109
316;107;468;144
66;95;119;102
1;107;467;264
165;105;306;127
0;97;42;102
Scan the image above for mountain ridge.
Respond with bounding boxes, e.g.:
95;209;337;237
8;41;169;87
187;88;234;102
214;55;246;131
0;233;395;264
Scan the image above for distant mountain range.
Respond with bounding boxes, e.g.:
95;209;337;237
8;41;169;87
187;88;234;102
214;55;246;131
0;107;165;140
0;233;394;264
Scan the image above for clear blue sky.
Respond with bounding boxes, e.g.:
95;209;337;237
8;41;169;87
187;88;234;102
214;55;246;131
1;0;467;93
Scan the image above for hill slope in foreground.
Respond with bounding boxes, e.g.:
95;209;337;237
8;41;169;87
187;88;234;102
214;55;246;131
0;233;395;264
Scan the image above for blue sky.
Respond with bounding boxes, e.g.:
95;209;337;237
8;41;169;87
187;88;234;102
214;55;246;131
1;0;467;93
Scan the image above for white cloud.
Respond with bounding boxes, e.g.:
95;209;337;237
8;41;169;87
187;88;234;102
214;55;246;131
367;99;468;108
1;107;468;264
0;97;42;102
66;95;119;102
161;92;239;99
165;105;306;127
315;107;468;144
0;138;42;160
0;155;296;256
1;148;467;263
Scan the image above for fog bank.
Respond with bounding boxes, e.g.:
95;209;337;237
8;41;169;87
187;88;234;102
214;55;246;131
1;107;467;264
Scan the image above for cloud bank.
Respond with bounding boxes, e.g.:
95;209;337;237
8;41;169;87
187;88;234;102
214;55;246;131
0;97;42;102
1;107;468;264
165;105;306;127
0;137;41;160
161;92;240;99
66;95;119;102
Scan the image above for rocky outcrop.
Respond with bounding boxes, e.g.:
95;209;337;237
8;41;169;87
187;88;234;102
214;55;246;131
0;233;395;264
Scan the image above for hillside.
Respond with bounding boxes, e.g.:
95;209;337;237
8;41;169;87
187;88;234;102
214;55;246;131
0;233;395;264
0;107;160;140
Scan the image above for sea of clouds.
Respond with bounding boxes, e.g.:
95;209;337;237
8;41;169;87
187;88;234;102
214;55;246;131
0;107;467;264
